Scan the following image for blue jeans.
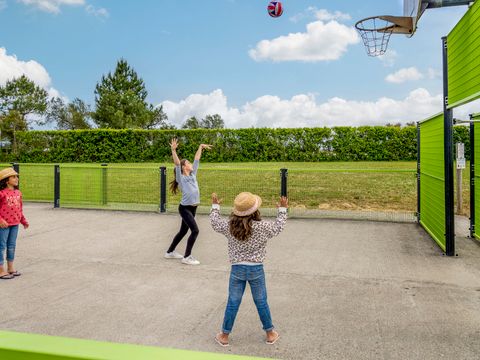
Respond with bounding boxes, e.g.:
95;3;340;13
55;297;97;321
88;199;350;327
222;264;274;334
0;225;19;265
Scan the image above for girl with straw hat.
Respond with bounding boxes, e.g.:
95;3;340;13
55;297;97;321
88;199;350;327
210;191;288;346
0;167;29;280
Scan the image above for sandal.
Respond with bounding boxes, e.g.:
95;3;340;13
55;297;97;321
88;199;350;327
266;331;280;345
9;271;21;277
0;273;14;280
214;334;230;347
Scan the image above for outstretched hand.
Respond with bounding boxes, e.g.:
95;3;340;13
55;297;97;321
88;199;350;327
277;196;288;208
200;144;213;150
170;138;178;151
211;193;222;205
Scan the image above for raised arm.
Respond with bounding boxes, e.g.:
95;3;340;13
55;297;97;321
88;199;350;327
261;196;288;238
194;143;213;161
209;193;229;236
170;138;180;166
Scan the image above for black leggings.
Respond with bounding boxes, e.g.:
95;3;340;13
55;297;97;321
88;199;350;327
167;204;199;258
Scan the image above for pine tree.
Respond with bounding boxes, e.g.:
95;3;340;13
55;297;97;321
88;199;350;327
92;59;170;129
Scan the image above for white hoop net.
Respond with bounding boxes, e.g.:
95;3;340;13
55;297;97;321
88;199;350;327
355;17;395;57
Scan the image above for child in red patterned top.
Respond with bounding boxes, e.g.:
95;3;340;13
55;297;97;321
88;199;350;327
0;167;29;280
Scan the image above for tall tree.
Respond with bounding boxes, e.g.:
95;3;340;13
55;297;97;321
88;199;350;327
47;97;92;130
0;75;48;153
201;114;224;129
92;59;170;129
182;116;201;129
0;111;27;154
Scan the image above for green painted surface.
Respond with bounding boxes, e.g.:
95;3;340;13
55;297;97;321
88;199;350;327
419;114;446;251
0;331;271;360
448;0;480;108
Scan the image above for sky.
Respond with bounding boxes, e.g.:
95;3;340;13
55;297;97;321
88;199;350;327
0;0;479;129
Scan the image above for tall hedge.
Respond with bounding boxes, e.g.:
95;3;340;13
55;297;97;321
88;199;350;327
4;126;470;163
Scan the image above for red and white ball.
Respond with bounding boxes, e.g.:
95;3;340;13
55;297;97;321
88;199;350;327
267;1;283;18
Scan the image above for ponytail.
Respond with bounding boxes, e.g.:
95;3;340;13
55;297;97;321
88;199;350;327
169;159;187;195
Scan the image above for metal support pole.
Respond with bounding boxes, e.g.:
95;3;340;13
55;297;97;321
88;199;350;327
470;122;475;238
101;164;108;206
417;122;421;223
425;0;472;9
160;166;167;213
442;36;455;256
54;165;60;208
280;168;288;197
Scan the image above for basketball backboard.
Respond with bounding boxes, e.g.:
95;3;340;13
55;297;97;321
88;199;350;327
404;0;425;36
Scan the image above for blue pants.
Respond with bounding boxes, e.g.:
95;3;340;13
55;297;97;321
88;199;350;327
0;225;19;265
222;264;274;334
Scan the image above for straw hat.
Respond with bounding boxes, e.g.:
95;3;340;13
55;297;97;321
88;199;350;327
233;192;262;217
0;168;18;182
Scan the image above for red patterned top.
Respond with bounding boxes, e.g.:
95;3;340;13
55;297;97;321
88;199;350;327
0;188;28;226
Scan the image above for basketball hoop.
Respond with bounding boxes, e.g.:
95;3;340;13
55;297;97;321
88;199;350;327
355;16;413;57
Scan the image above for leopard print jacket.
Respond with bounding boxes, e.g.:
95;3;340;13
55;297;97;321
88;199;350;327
210;207;287;264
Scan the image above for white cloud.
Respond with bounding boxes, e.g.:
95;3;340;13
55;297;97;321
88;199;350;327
385;67;424;83
160;88;446;128
85;4;108;18
0;1;7;11
0;47;64;101
18;0;108;18
0;47;51;87
18;0;85;14
314;9;351;22
249;11;359;62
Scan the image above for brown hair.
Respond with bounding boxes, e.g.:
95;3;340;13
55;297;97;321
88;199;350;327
0;177;18;191
229;210;262;241
169;159;187;195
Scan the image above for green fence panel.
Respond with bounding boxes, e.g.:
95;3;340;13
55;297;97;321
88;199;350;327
20;164;55;202
287;169;416;221
419;114;446;251
447;0;480;108
0;330;269;360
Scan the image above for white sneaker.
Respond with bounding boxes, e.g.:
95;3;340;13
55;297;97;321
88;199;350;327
181;255;200;265
164;251;183;259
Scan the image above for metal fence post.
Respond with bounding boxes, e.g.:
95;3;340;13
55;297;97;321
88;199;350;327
280;168;288;197
442;36;455;256
54;165;60;208
160;166;167;213
470;121;475;238
417;122;421;223
101;164;108;205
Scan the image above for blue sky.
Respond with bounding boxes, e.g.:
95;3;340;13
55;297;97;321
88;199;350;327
0;0;478;128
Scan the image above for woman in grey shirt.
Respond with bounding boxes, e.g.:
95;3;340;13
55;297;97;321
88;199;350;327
165;138;211;265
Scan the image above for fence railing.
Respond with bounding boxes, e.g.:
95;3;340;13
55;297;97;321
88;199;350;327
6;163;418;222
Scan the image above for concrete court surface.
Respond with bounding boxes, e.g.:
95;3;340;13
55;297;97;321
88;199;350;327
1;203;480;360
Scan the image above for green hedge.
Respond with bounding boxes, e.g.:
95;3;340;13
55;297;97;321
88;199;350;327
3;126;470;163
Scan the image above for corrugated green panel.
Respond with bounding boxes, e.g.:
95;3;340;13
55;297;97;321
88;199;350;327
420;114;446;251
474;123;480;238
0;331;269;360
448;0;480;108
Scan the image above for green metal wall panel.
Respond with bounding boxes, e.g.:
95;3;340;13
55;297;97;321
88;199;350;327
0;331;268;360
448;0;480;108
419;114;446;251
474;123;480;240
